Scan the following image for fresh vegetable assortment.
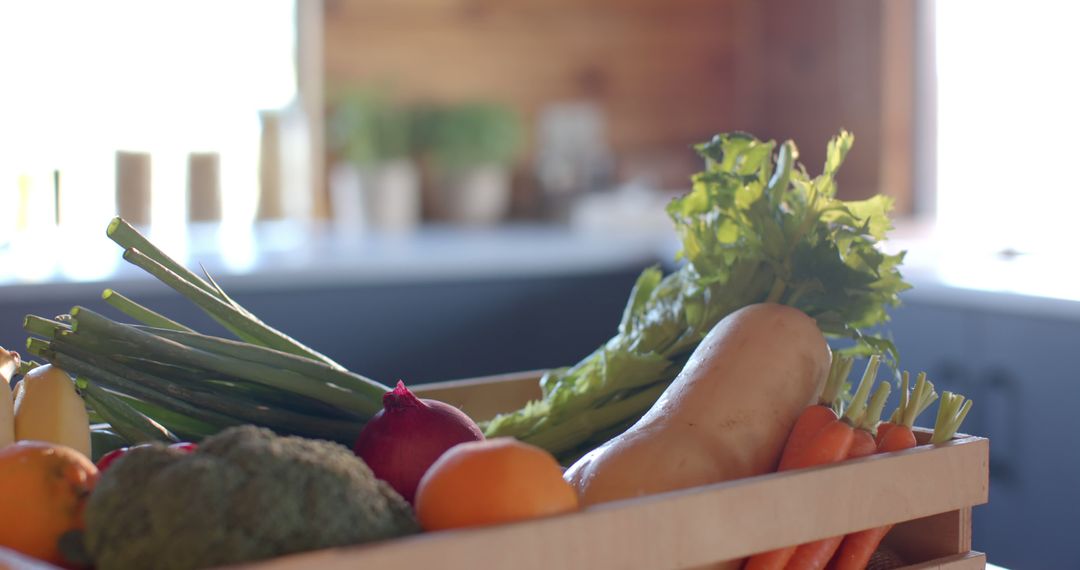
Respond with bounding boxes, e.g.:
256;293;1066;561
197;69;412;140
484;131;908;462
0;131;979;570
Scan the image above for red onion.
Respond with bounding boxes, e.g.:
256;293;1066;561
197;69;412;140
353;380;484;504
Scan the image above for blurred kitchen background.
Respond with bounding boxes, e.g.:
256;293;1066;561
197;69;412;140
1;1;1077;567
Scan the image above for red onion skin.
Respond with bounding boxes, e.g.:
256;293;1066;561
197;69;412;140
353;381;484;504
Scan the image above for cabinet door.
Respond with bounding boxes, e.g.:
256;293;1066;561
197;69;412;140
885;302;978;378
971;311;1080;569
885;302;1029;566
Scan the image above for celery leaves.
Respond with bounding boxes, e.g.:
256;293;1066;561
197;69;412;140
483;131;910;459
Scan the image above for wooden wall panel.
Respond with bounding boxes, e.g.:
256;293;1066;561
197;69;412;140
323;0;740;188
735;0;887;201
321;0;913;208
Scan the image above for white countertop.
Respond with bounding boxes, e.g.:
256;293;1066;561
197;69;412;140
3;216;1080;324
883;218;1080;321
0;220;672;301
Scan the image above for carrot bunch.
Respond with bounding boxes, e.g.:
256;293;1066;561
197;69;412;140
829;377;974;570
745;361;973;570
744;355;886;570
784;370;892;570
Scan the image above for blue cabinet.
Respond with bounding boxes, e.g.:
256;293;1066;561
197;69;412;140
889;299;1079;569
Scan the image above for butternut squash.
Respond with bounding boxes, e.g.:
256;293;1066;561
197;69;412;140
564;303;830;506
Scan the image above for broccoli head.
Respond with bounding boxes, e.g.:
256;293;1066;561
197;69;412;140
84;425;419;570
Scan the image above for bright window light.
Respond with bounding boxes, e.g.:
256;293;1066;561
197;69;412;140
935;0;1080;255
0;1;296;279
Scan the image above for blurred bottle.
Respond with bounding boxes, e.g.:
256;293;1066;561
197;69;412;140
187;152;222;222
257;110;285;221
115;151;152;227
533;102;614;220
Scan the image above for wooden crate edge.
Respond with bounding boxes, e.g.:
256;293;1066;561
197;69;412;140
232;436;987;570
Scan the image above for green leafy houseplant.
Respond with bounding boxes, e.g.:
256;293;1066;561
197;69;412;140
327;91;414;167
326;90;422;230
418;103;523;172
415;103;524;224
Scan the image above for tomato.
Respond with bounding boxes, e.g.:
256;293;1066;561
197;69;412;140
95;441;197;471
94;447;129;472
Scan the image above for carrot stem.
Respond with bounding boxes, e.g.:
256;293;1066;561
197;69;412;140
820;354;854;409
896;371;910;420
930;391;972;444
900;372;936;428
858;382;892;434
841;355;879;425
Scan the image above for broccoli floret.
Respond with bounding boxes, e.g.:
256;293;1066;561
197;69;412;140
84;425;419;570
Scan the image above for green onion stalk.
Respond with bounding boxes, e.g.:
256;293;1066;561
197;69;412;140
24;219;391;446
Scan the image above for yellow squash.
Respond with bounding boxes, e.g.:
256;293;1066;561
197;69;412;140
565;303;831;506
0;347;17;448
13;364;91;458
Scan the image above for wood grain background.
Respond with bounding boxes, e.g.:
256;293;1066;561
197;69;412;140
322;0;912;209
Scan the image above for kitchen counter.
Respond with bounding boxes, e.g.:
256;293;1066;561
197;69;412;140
4;217;1080;322
0;221;667;384
0;221;670;299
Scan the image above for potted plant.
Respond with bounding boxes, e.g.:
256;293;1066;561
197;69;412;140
419;103;523;225
327;90;420;232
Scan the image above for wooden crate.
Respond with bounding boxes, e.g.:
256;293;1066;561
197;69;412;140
237;371;989;570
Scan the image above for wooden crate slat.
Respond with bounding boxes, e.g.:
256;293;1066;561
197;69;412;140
899;551;986;570
236;436;987;570
413;370;544;420
887;508;974;562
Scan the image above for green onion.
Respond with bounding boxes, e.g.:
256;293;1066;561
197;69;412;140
134;325;386;403
49;331;364;444
101;289;193;332
69;307;380;417
110;216;344;370
78;376;179;444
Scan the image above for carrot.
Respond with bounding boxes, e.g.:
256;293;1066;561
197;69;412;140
829;513;890;569
877;372;938;452
873;374;905;446
831;373;948;570
871;420;894;448
786;382;891;570
778;356;854;471
743;356;879;570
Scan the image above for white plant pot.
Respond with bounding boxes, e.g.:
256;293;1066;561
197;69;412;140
329;160;421;232
439;164;512;225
